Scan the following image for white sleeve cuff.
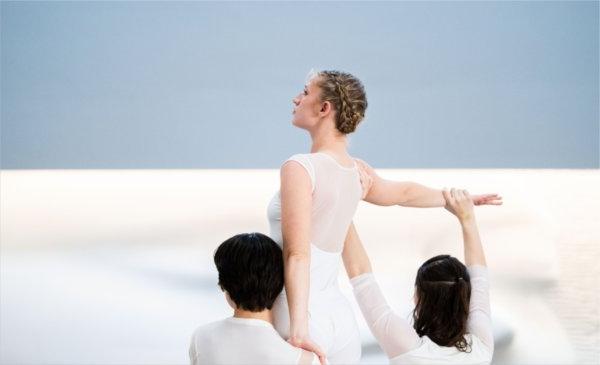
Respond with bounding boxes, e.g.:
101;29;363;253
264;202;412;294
350;272;376;291
467;265;489;279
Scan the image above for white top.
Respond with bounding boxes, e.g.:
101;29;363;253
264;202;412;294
267;153;363;355
351;266;494;365
189;317;317;365
267;152;362;253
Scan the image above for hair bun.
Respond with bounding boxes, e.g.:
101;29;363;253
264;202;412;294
315;70;368;135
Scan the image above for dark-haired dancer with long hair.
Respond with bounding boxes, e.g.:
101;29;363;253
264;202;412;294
343;188;493;364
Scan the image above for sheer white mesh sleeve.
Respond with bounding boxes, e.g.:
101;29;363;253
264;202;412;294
351;273;421;358
352;267;493;359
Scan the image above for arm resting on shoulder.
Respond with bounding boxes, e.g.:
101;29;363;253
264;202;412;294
281;161;313;339
355;159;445;208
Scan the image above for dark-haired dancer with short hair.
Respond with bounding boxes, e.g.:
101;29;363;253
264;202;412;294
344;189;494;364
189;233;317;365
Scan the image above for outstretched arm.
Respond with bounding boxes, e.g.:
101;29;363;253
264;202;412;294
355;159;444;207
280;161;326;364
355;159;502;208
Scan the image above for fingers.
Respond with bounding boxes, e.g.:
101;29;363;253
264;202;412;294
311;341;325;358
354;158;370;172
305;340;326;365
479;193;497;199
447;187;492;209
358;170;367;198
442;188;451;202
288;337;327;365
319;354;327;364
482;194;502;201
314;347;327;365
491;195;503;204
362;169;373;190
444;188;460;203
357;163;373;200
446;188;475;201
475;193;503;206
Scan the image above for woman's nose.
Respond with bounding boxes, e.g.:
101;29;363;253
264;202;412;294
292;96;300;105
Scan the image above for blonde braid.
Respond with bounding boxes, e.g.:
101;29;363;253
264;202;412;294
316;70;368;134
332;74;354;134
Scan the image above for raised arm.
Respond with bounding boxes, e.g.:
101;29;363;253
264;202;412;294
443;188;494;355
442;188;486;266
280;161;326;364
342;222;373;279
355;159;502;208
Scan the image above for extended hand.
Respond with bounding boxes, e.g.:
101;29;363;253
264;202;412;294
288;335;327;365
471;193;502;206
443;188;476;221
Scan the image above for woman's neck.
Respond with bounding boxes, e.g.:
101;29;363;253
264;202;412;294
309;125;348;155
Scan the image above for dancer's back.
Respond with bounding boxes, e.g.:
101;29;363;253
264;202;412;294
267;152;363;364
268;152;362;252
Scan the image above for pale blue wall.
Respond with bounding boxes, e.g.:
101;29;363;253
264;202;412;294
2;1;598;168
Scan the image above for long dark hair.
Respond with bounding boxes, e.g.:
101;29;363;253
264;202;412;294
413;255;472;352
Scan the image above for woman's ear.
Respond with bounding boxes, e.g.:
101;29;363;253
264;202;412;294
320;100;332;116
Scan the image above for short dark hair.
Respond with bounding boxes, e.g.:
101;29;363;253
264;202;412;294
413;255;472;352
214;232;284;312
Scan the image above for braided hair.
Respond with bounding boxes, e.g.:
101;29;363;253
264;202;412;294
316;70;368;134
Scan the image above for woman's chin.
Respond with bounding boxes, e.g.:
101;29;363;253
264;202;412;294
291;119;303;129
291;119;311;131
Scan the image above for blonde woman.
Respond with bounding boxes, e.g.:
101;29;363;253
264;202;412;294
267;70;501;364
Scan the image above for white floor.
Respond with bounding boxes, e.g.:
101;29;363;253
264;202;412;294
1;169;598;364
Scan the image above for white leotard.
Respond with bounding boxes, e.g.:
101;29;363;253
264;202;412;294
351;265;494;364
268;152;363;364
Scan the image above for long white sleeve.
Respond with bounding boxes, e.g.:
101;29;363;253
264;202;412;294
466;265;493;353
352;267;493;361
351;273;421;358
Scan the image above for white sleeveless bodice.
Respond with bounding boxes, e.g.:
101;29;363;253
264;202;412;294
267;152;362;253
267;152;363;351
